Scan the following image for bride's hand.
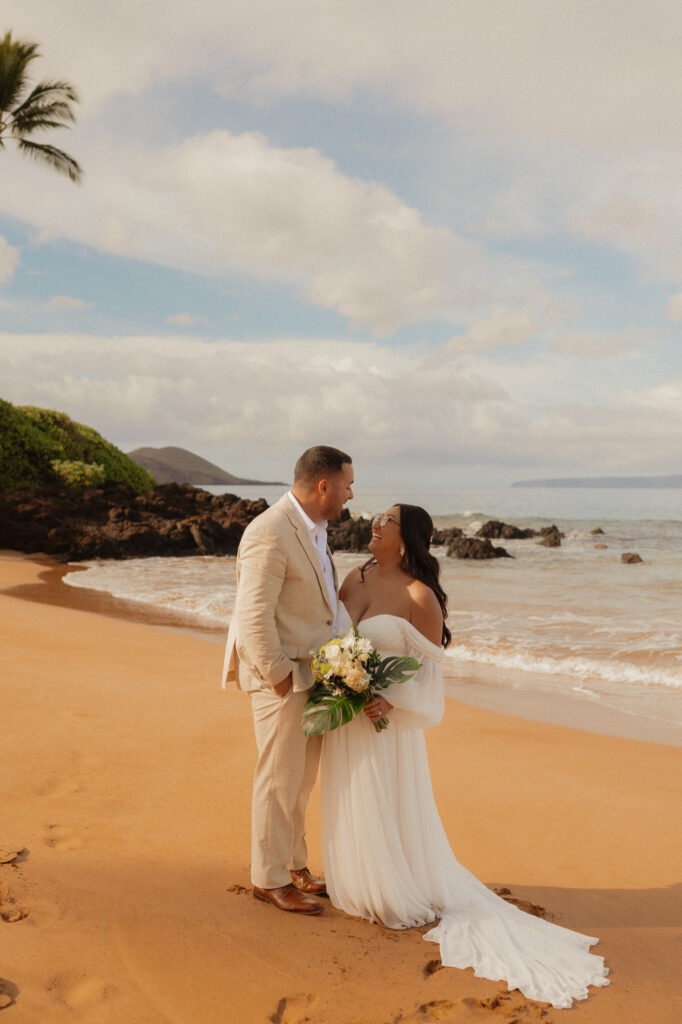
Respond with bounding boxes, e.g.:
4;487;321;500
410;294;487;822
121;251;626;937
363;695;393;721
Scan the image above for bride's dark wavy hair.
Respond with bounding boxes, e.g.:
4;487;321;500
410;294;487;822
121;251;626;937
361;504;451;648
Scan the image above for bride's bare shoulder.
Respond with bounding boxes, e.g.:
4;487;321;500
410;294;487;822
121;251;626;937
407;580;443;645
407;578;440;607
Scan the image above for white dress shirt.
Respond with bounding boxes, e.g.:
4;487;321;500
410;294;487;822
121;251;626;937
288;490;338;632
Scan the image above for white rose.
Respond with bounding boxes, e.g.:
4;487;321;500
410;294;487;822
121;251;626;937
324;642;342;662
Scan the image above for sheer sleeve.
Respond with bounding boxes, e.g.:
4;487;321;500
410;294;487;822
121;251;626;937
383;654;445;731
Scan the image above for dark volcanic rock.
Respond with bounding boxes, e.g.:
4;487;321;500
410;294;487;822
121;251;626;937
538;525;564;548
0;482;268;561
590;527;605;535
621;552;643;564
476;520;536;540
327;509;372;553
431;527;464;546
446;536;511;560
0;484;378;561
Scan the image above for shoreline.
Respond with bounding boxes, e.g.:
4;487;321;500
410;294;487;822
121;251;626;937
1;549;682;1022
6;550;680;748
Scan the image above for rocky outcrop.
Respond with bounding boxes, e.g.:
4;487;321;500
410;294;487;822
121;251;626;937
476;520;536;540
0;482;267;561
446;536;511;560
621;552;643;564
537;525;564;548
0;483;380;562
327;509;372;552
431;526;464;546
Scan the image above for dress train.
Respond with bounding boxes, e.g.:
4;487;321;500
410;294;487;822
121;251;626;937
321;614;609;1009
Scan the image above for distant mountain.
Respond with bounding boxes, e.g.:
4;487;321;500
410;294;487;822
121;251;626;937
127;446;284;486
512;474;682;489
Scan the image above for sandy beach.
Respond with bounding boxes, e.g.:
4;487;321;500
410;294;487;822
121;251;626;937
1;551;681;1024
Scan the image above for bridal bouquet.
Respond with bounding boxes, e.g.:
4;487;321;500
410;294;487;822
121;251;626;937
302;625;420;736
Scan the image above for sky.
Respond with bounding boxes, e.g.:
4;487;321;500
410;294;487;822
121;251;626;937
1;1;682;487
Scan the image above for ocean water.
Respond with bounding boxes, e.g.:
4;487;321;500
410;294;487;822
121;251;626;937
63;484;682;743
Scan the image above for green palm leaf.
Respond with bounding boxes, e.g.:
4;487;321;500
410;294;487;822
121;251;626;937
372;655;421;690
302;685;366;736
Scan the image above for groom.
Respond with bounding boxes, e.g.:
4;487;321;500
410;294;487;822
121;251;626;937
222;445;354;914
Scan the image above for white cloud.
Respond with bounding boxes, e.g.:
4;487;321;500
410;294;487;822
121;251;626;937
0;235;19;283
443;300;561;355
570;167;682;291
666;292;682;321
2;130;496;336
9;1;682;151
46;295;93;310
167;312;206;326
6;1;682;335
1;330;680;480
623;379;682;412
552;327;652;358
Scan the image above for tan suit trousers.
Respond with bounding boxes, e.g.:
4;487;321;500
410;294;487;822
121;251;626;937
250;686;322;889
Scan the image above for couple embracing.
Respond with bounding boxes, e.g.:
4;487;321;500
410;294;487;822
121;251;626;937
222;446;609;1010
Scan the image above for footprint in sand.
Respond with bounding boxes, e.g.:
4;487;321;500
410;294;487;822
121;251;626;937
0;978;17;1010
460;992;553;1022
0;850;23;866
47;973;114;1014
37;776;81;799
423;959;444;977
0;881;29;924
399;992;553;1023
493;888;551;921
44;825;83;851
0;903;28;924
404;1001;458;1022
64;977;114;1013
270;993;319;1024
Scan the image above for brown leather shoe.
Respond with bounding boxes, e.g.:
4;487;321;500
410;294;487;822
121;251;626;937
290;867;328;897
253;883;322;915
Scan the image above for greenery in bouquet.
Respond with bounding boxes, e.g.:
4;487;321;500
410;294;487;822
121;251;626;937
302;625;420;736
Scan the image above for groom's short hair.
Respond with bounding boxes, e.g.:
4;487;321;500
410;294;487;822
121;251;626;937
294;445;352;484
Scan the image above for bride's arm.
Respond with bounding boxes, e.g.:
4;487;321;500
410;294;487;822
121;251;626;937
364;694;393;722
382;656;444;731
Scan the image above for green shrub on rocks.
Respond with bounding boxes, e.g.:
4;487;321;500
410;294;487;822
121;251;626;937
51;458;106;488
0;398;155;493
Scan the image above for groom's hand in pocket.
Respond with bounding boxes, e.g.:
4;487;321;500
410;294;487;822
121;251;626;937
273;673;293;698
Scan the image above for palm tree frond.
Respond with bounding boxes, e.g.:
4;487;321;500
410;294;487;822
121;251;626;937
12;116;74;136
11;100;78;134
1;32;39;63
0;32;40;110
16;138;83;183
11;79;79;118
1;32;81;184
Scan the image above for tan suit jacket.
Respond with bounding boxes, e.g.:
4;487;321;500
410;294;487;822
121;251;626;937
221;493;337;693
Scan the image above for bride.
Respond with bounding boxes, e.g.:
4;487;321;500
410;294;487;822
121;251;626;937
320;504;609;1010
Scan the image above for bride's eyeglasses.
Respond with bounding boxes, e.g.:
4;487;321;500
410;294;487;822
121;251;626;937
372;514;399;528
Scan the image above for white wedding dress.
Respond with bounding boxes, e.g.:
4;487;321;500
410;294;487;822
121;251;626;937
320;614;609;1009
